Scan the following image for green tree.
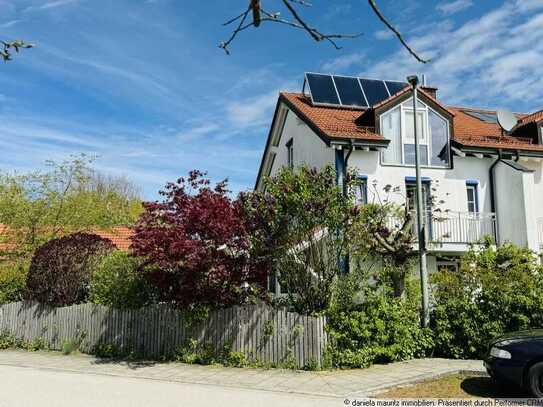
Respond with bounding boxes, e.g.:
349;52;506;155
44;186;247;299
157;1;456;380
241;165;359;314
0;154;142;259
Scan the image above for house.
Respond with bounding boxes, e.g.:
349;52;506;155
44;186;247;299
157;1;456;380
256;72;543;276
0;224;133;254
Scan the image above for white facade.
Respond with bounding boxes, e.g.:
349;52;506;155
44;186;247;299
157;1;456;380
270;110;334;177
258;95;543;273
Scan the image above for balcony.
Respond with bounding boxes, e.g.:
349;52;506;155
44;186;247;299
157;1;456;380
387;211;497;248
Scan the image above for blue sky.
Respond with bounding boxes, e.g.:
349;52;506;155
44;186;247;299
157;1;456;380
1;0;543;199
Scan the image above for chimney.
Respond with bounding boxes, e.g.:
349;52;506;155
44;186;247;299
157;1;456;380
420;74;437;99
421;86;438;99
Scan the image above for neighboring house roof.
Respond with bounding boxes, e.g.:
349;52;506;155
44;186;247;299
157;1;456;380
279;91;543;153
93;227;133;251
0;225;134;253
517;109;543;126
449;107;543;152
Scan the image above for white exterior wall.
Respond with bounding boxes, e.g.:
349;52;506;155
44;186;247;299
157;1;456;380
494;162;539;252
519;158;543;249
269;107;333;177
349;151;493;214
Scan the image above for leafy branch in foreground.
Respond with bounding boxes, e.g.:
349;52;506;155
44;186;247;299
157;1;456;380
220;0;428;63
1;40;34;62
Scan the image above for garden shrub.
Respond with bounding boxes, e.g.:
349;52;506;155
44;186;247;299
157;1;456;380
175;339;216;365
89;251;155;309
431;242;543;359
26;233;115;306
326;280;433;369
0;260;28;304
131;170;267;309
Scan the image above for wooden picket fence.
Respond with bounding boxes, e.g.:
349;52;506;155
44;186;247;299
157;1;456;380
0;302;328;368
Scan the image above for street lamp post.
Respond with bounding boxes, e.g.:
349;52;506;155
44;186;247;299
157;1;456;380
407;75;430;328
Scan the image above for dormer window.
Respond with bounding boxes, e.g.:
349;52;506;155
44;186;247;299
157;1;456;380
380;98;450;168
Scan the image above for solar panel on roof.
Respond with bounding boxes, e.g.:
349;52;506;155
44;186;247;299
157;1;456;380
333;76;367;107
359;79;390;106
304;72;408;108
463;111;497;123
306;73;340;105
385;81;408;96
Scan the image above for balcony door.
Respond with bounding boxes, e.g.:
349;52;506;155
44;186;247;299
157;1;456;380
406;181;433;240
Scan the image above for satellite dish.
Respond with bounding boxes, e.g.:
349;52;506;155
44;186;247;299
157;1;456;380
497;109;518;133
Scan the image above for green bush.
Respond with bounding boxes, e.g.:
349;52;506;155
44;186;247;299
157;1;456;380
0;261;28;304
62;340;79;355
89;251;155;309
0;331;15;349
175;339;216;365
431;242;543;359
326;280;433;369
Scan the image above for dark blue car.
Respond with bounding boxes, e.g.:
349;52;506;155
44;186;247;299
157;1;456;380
485;329;543;397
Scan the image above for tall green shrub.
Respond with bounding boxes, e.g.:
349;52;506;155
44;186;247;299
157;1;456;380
0;261;28;304
89;251;155;309
326;278;433;369
431;242;543;359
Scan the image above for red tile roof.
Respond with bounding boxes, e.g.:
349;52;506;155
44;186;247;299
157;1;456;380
93;227;133;251
0;225;134;253
449;107;543;151
280;93;384;142
280;92;543;153
518;109;543;125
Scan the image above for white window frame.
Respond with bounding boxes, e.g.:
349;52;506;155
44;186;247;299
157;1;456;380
353;176;368;206
466;183;479;214
379;97;451;169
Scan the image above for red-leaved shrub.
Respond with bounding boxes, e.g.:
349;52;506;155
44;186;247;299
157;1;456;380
26;233;115;306
131;171;266;308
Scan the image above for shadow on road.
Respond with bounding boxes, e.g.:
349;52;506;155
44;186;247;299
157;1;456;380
91;358;158;370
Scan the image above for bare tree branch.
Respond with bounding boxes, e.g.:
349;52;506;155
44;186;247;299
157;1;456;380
219;5;252;55
220;0;361;55
1;40;34;63
220;0;428;64
251;0;262;27
367;0;429;63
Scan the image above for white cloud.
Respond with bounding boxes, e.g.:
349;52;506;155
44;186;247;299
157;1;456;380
374;29;394;41
362;2;543;111
226;91;279;129
436;0;474;15
515;0;543;12
322;52;365;72
24;0;80;12
177;123;220;142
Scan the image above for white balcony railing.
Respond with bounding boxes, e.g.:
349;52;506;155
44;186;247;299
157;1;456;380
387;211;497;245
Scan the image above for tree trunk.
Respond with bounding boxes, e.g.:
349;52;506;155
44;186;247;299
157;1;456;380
391;273;405;298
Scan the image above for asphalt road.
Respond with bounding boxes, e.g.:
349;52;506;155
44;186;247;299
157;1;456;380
0;365;343;407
